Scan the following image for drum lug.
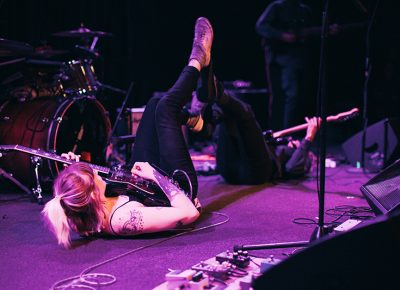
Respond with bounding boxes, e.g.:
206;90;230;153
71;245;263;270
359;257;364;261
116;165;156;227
41;117;49;123
56;117;63;123
1;116;10;122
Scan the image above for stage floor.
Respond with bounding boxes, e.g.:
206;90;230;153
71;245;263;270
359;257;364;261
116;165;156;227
0;155;375;289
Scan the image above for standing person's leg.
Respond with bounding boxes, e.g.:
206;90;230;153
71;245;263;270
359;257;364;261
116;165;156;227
281;65;301;129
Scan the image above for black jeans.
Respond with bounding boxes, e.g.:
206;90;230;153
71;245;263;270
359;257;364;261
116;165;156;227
130;66;199;198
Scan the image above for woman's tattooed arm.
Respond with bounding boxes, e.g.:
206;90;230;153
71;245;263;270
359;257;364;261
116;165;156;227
152;168;184;199
120;209;144;234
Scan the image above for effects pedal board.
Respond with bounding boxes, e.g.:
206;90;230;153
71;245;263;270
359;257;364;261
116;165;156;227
215;250;250;268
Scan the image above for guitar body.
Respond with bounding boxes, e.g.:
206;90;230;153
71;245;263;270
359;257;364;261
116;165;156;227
104;168;171;207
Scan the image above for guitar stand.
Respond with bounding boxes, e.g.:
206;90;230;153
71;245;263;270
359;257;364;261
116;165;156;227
31;156;44;205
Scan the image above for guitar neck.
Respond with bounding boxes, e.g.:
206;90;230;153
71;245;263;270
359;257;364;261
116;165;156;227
0;144;110;175
272;115;337;138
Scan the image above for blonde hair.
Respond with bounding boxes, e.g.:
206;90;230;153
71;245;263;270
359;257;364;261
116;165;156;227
42;163;106;248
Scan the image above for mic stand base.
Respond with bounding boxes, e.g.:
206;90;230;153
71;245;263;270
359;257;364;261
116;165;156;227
234;241;309;252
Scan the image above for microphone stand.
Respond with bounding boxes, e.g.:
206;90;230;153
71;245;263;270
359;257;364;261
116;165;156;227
360;0;380;172
234;0;332;252
311;0;330;240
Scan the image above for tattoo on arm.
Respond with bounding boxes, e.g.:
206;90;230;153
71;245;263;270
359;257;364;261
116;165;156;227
121;209;144;234
152;168;184;199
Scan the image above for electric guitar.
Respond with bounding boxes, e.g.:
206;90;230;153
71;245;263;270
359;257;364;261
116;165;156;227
0;144;171;207
263;108;359;143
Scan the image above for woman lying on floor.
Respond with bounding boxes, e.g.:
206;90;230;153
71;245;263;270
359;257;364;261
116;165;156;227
42;17;214;248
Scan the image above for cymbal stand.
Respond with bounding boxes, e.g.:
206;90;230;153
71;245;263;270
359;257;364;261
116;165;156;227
0;152;32;196
31;156;44;204
90;36;99;51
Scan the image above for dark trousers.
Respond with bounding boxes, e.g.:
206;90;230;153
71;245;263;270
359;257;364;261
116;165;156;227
130;66;198;198
264;49;307;131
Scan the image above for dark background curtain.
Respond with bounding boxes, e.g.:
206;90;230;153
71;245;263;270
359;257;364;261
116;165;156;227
0;0;398;139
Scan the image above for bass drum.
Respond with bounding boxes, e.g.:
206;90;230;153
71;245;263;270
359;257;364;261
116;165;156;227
0;96;111;186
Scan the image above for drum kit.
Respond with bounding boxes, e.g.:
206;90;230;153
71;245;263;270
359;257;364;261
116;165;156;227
0;25;119;202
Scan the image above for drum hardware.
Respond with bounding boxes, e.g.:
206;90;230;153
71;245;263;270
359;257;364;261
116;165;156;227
97;81;127;95
106;82;135;164
29;45;69;59
30;156;44;204
55;59;99;97
108;82;134;144
40;117;50;123
0;96;111;187
0;151;32;196
51;24;113;39
0;38;34;57
0;57;25;67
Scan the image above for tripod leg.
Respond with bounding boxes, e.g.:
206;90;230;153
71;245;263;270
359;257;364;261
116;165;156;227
0;168;32;196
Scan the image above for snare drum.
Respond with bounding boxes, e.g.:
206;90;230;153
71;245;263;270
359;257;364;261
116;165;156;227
57;60;98;96
0;96;111;185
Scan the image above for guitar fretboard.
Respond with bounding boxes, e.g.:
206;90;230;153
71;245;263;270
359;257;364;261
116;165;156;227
0;144;110;174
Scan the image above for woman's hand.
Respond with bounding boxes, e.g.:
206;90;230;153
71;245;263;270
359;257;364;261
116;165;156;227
131;162;156;181
61;152;81;162
61;152;81;168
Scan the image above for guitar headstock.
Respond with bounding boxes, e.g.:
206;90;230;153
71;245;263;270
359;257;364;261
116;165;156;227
0;144;19;152
330;108;359;122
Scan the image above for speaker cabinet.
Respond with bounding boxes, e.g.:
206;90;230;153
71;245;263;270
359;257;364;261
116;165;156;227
360;159;400;215
342;118;400;172
253;213;400;290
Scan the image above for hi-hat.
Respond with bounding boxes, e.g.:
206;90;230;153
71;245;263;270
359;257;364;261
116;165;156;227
52;25;112;38
0;38;34;57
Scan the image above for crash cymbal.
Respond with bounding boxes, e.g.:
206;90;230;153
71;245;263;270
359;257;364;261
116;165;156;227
52;25;112;38
0;38;34;57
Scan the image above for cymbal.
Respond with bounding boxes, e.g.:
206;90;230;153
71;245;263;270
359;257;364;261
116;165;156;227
0;38;34;57
52;25;112;38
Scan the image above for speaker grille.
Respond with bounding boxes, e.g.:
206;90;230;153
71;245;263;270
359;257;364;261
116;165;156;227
361;159;400;214
364;175;400;211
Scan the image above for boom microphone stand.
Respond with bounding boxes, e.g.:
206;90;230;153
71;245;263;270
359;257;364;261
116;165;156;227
235;0;331;252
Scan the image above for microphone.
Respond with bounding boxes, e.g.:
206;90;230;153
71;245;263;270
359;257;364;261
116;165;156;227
74;45;101;59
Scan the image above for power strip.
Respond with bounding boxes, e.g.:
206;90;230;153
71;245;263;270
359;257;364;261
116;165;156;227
334;219;363;233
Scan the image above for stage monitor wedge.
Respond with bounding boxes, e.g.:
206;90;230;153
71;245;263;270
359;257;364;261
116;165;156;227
360;158;400;215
